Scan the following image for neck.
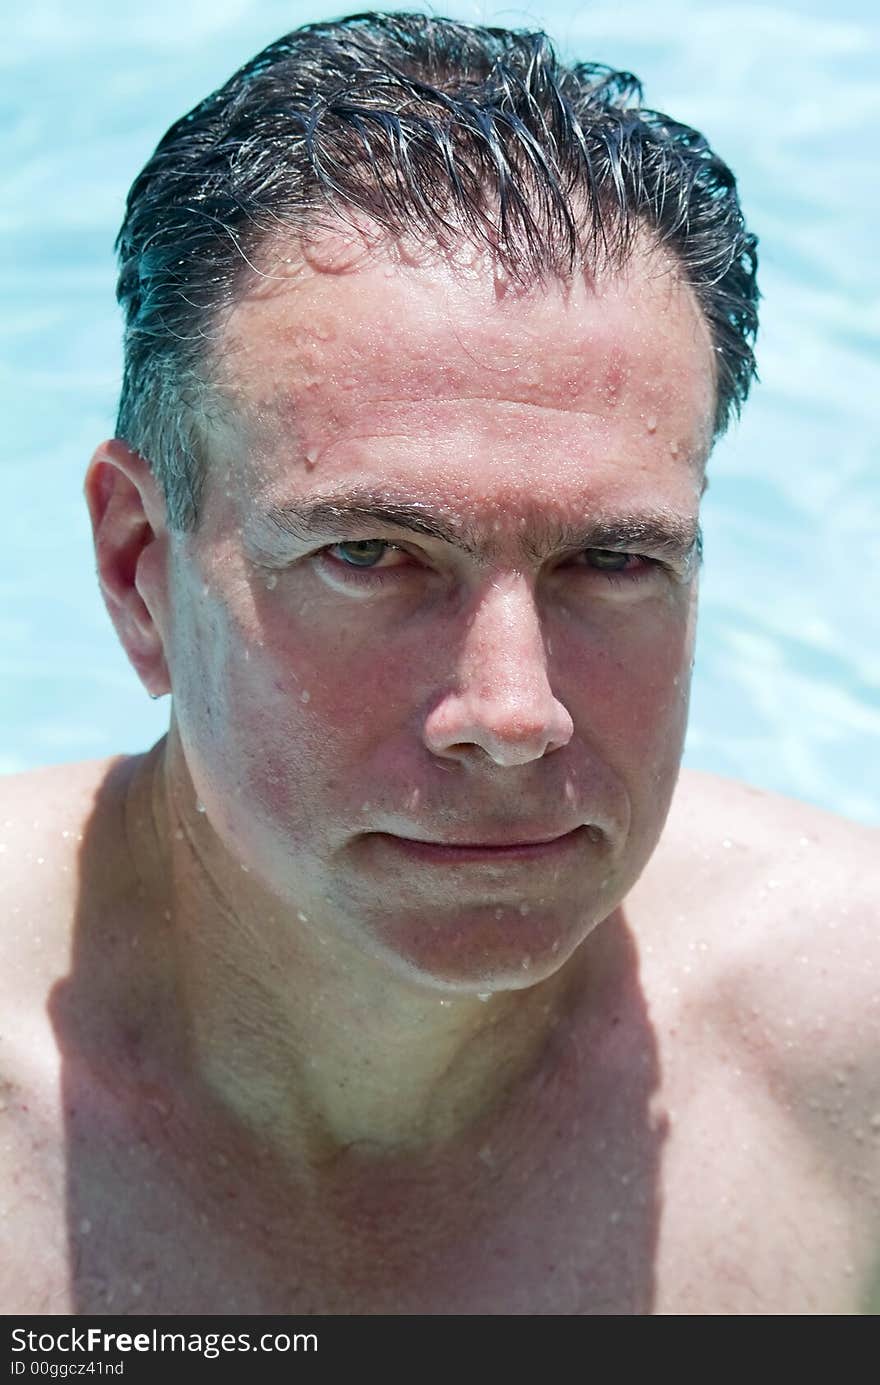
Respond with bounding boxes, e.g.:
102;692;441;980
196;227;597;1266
122;729;619;1165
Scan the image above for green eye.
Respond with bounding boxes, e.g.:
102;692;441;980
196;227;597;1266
586;549;632;572
330;540;390;567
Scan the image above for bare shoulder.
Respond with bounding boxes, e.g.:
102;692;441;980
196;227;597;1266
0;754;129;938
669;768;878;861
0;753;135;1061
645;769;876;932
652;768;880;1012
640;772;880;1221
0;752;133;869
0;753;126;824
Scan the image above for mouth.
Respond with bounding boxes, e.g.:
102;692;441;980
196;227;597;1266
374;825;596;865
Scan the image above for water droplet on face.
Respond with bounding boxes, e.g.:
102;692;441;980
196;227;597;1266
477;992;491;1002
520;955;531;970
174;829;184;841
195;801;206;814
646;416;658;433
265;574;278;591
586;826;602;844
519;902;530;916
296;911;308;924
304;448;318;469
300;689;311;703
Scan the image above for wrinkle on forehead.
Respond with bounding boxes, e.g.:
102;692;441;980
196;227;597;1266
205;233;717;495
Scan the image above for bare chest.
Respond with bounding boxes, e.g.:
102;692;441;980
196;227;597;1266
5;1062;871;1316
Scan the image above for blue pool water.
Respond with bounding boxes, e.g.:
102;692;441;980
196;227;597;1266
2;0;878;824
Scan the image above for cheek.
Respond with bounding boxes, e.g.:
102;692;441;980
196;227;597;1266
181;589;420;832
562;591;696;771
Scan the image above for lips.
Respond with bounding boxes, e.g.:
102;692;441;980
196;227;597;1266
401;827;582;848
373;825;595;864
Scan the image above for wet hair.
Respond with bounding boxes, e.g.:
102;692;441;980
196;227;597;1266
114;9;759;531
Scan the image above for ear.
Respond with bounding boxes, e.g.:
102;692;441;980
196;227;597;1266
84;439;172;698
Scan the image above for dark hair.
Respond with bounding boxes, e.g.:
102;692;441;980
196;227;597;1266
115;9;759;530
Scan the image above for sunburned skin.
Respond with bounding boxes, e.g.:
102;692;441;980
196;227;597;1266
0;231;878;1315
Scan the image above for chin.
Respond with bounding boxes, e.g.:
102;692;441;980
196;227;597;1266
357;898;603;994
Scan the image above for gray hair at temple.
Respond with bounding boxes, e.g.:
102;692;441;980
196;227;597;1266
114;9;760;531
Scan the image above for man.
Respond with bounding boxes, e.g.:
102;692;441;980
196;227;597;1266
2;11;878;1315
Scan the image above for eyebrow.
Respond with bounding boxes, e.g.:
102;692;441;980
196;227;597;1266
259;489;702;566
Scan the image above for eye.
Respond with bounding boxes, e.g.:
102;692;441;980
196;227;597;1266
582;549;647;574
315;539;417;587
326;540;401;569
579;548;654;576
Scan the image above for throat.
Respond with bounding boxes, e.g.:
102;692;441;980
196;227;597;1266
184;955;588;1167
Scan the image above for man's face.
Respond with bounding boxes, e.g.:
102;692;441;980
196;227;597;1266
157;236;715;990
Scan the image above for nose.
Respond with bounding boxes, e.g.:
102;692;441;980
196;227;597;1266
422;575;574;767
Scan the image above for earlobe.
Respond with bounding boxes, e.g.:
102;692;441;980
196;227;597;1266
84;439;172;698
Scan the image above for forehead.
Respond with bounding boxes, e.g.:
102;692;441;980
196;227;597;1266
205;232;716;520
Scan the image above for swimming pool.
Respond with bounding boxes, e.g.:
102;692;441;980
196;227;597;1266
2;0;878;824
